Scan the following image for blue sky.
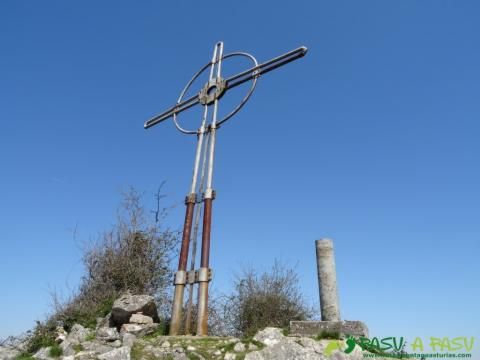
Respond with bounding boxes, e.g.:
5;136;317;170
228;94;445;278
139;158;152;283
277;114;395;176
1;0;479;352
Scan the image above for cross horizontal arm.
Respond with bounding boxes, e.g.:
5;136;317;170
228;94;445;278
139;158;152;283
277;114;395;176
143;46;308;130
225;46;307;90
144;94;200;129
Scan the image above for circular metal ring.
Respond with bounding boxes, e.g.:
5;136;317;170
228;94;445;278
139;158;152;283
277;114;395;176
172;52;258;134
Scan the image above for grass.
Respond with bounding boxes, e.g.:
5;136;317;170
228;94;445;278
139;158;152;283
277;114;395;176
49;343;63;358
73;343;84;353
15;354;35;360
85;332;96;341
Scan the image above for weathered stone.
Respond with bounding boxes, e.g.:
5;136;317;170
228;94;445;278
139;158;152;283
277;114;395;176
110;339;122;347
129;313;153;325
98;346;131;360
160;340;171;348
55;326;67;343
60;339;77;356
33;347;53;360
96;327;120;342
316;239;341;321
63;356;75;360
253;328;285;347
186;345;196;351
74;350;98;360
120;323;158;337
289;320;368;338
68;324;92;344
0;346;20;360
244;341;321;360
81;340;114;354
224;352;236;360
248;343;258;351
233;342;246;352
111;294;159;327
122;333;137;348
96;313;114;330
298;336;326;354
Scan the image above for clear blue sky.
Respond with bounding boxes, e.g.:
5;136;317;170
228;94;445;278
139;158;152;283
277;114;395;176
1;0;479;351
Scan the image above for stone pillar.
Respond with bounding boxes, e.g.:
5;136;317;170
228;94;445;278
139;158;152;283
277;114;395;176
316;238;341;321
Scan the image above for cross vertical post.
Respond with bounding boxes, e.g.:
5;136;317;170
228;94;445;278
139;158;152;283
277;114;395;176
143;41;307;336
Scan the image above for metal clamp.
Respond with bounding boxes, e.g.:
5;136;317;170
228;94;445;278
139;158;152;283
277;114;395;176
187;270;196;285
185;193;197;204
199;77;227;105
203;189;216;200
173;270;187;285
196;267;212;283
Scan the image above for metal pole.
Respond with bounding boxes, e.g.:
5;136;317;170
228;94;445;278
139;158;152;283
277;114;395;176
196;41;223;336
316;239;341;321
169;107;211;337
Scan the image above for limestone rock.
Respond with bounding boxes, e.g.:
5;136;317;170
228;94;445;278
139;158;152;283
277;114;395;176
253;327;285;347
98;346;131;360
96;327;120;342
74;350;98;360
0;346;20;360
111;294;159;327
55;326;67;343
81;340;115;355
67;324;92;344
224;352;236;360
122;333;137;348
120;323;158;337
33;347;53;360
233;342;246;352
129;313;153;324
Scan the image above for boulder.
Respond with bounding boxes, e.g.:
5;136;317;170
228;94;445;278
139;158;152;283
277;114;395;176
129;313;153;325
96;327;120;342
98;346;131;360
33;347;53;360
67;324;92;344
111;294;159;327
0;346;20;360
120;323;158;337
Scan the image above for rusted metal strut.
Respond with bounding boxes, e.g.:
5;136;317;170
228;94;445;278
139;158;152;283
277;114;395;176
143;41;307;336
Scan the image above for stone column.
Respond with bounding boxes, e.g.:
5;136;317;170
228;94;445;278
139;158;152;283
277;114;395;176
316;238;341;321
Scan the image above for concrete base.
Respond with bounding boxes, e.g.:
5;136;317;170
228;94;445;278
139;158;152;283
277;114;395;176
289;320;369;338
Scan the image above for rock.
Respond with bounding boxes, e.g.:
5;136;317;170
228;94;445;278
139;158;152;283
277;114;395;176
298;337;326;354
110;339;122;347
161;340;171;348
248;343;259;351
96;313;114;329
0;346;20;360
98;346;131;360
120;323;158;337
74;350;98;360
81;340;114;355
233;342;246;352
224;352;236;360
67;324;92;344
253;327;285;347
33;347;53;360
55;326;67;343
129;313;153;324
244;341;322;360
122;333;137;348
63;356;75;360
111;294;159;327
214;349;222;356
60;339;77;356
186;345;196;351
96;327;120;342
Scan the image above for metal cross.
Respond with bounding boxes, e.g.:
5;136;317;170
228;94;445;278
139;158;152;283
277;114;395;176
144;42;307;336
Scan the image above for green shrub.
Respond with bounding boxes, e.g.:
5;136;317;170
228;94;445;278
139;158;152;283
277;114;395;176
224;260;313;337
49;343;62;358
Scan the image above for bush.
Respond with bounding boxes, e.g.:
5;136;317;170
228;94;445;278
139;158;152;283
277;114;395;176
224;260;313;337
25;187;179;353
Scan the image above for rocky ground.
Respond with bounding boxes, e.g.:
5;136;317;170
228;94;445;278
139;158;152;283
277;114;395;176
0;294;398;360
